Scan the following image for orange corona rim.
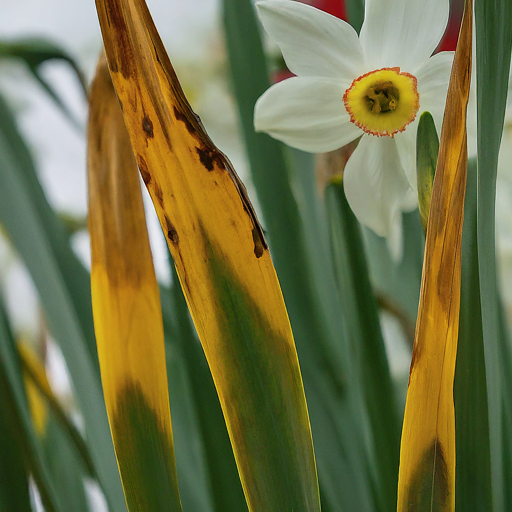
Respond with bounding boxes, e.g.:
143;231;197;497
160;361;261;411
343;67;420;137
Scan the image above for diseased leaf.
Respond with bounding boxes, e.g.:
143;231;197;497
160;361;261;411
88;56;182;512
94;0;321;509
396;1;473;510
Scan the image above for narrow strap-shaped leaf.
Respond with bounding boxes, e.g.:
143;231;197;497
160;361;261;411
0;300;64;512
475;0;512;509
454;157;493;511
42;418;90;512
0;94;126;512
0;94;97;368
93;0;321;509
18;343;97;479
396;1;473;510
88;56;182;512
325;178;400;512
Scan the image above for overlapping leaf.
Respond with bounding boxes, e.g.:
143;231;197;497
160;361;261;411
88;56;182;512
396;1;473;510
93;0;320;509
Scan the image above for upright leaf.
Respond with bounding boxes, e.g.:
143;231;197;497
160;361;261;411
0;300;63;512
88;56;182;512
325;178;400;512
475;0;512;509
396;1;472;510
454;158;493;511
94;0;321;509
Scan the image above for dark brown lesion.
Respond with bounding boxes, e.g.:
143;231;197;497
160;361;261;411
366;81;399;114
142;114;154;138
164;215;179;244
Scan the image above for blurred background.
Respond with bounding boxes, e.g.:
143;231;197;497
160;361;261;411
2;0;512;508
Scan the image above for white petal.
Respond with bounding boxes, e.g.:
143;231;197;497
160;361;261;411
256;0;366;80
254;77;361;153
360;0;449;71
394;118;418;189
343;135;411;237
416;52;454;116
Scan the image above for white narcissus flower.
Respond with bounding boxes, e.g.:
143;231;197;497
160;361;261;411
254;0;453;237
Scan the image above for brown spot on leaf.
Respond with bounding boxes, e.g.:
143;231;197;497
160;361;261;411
142;115;154;138
154;181;164;205
103;2;135;79
173;106;196;135
138;156;151;185
165;216;179;244
252;227;264;258
195;146;224;172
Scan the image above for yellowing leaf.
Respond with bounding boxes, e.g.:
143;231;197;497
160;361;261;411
88;55;182;512
396;1;473;511
93;0;320;510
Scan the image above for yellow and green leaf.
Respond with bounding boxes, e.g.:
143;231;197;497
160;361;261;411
93;0;320;510
88;56;182;512
396;0;473;510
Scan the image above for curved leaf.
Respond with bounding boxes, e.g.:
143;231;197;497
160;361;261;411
93;0;321;509
88;56;182;512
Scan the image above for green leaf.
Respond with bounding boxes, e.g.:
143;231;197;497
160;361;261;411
0;350;32;512
0;300;63;512
221;1;376;510
325;179;400;512
416;111;439;236
475;1;512;510
0;38;87;128
345;0;364;33
0;94;97;365
454;157;493;511
0;94;126;512
363;211;424;334
42;418;90;512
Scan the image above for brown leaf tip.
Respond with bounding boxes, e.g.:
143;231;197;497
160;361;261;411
142;114;154;138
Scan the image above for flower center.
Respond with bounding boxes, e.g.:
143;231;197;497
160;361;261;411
343;67;419;137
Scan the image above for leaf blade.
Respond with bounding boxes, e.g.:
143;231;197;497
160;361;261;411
87;56;182;512
94;0;321;509
396;1;473;509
